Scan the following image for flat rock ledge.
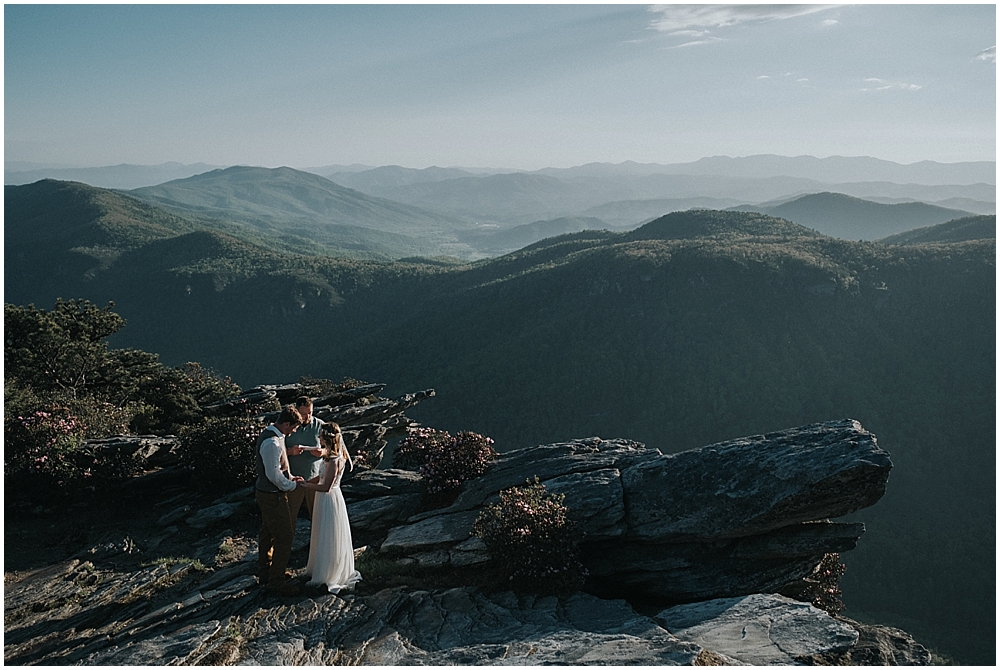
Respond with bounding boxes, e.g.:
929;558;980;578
4;555;926;665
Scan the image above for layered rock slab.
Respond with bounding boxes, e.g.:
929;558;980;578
655;593;859;665
353;419;892;602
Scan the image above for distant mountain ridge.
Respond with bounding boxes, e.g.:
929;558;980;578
879;215;996;245
327;165;992;226
641;154;995;185
4;161;223;190
732;192;976;240
129;165;477;258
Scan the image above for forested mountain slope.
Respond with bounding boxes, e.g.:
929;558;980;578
3;201;994;664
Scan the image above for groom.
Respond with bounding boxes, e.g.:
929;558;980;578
255;405;305;597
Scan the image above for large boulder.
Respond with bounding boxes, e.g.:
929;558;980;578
346;419;892;603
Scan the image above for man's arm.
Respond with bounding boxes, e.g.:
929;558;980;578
261;436;298;491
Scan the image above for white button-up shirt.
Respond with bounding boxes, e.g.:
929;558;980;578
260;425;298;492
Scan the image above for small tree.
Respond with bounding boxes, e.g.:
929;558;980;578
180;414;263;492
473;477;587;595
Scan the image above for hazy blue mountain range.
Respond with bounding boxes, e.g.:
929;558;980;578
7;155;993;234
730;192;976;240
12;165;990;267
577;154;995;185
878;215;996;245
856;195;995;215
4;161;222;190
323;165;486;190
325;166;992;226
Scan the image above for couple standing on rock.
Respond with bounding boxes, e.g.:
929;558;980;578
254;396;362;597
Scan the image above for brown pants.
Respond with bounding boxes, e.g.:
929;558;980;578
286;486;316;525
256;489;294;587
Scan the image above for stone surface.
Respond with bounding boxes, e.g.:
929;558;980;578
381;510;482;553
362;419;890;603
655;593;859;665
185;501;242;529
621;419;891;542
239;587;719;666
585;521;866;602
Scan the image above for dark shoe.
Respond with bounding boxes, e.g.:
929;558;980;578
266;582;300;597
258;570;293;586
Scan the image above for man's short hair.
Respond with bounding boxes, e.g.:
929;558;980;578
278;405;304;427
294;396;313;409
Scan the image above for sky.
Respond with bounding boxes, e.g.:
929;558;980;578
4;3;996;170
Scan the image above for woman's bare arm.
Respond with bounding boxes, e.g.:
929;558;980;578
299;459;341;492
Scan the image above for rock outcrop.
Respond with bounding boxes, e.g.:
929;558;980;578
350;419;891;603
4;379;928;666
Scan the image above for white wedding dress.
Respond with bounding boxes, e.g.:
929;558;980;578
304;456;362;593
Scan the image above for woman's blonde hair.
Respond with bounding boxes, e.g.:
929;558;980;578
319;422;352;470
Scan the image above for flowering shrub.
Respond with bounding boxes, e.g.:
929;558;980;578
351;449;376;470
806;553;846;615
4;402;143;499
394;428;496;494
180;414;263;491
7;406;87;483
472;477;587;595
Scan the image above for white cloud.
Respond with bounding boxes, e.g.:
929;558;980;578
666;37;725;49
821;19;839;27
861;77;922;92
666;29;710;38
974;46;996;63
647;4;840;33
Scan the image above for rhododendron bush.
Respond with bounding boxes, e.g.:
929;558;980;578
473;477;587;595
394;427;496;494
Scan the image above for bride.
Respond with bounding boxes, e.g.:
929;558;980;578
299;422;362;594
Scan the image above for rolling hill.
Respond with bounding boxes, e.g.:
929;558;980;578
130;165;470;234
731;192;976;240
129;166;478;259
879;215;996;245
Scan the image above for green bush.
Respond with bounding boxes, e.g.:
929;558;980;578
181;414;263;491
394;428;496;494
472;477;587;595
